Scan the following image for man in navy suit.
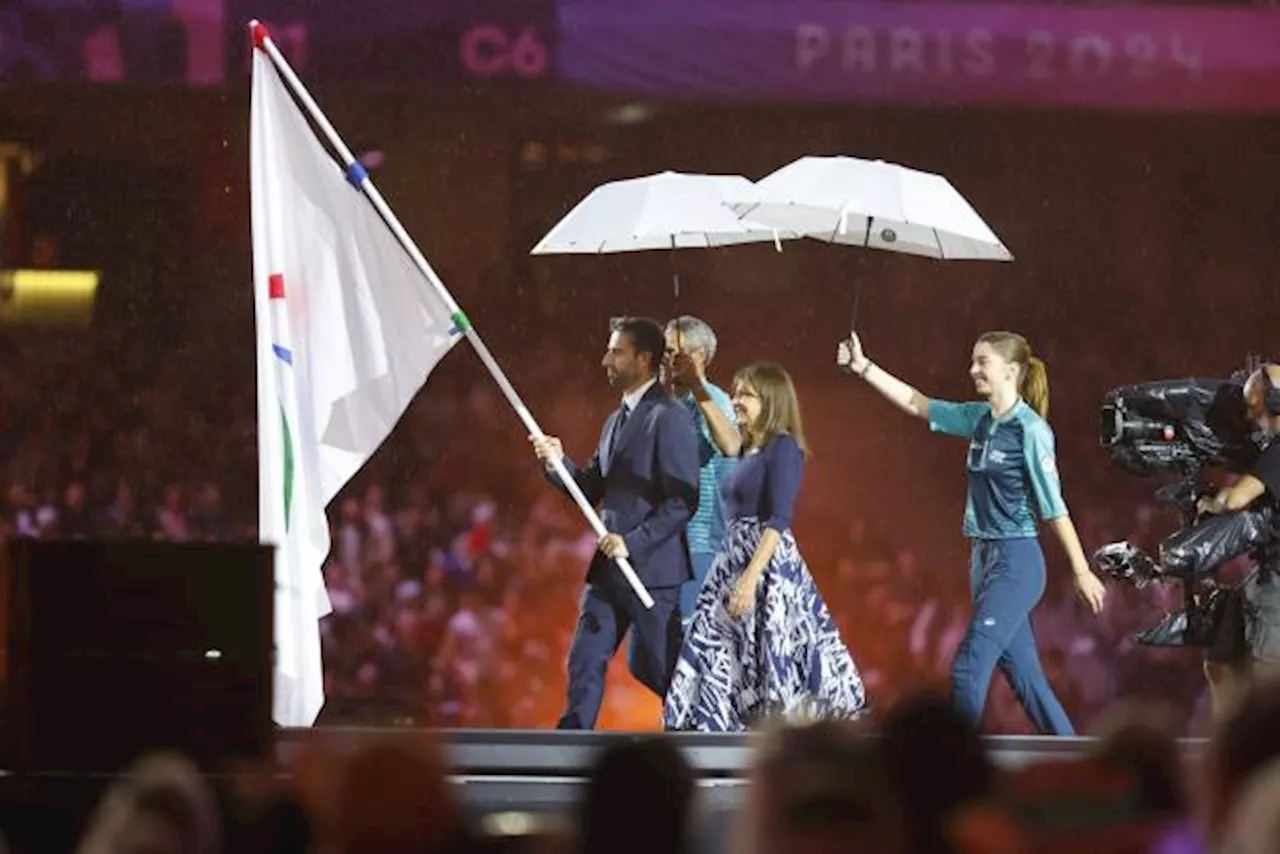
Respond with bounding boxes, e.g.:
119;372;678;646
530;316;701;730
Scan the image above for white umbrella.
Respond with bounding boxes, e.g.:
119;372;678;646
531;170;793;295
734;155;1013;262
531;170;788;255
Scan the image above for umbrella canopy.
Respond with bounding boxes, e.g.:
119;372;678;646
531;170;789;255
734;156;1012;261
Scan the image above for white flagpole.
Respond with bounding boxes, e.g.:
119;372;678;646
248;20;655;609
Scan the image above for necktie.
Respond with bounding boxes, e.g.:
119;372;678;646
609;405;629;462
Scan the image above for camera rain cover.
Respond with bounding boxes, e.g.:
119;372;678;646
1102;378;1257;475
1134;589;1230;648
1160;505;1276;580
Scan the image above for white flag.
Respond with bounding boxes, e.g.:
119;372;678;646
250;50;462;726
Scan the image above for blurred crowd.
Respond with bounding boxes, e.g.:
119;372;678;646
0;304;1225;733
16;681;1280;854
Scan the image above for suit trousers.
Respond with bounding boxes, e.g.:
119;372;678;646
557;572;683;730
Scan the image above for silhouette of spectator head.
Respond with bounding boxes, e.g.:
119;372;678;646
881;691;995;854
335;734;469;854
1090;698;1187;816
577;736;695;854
743;719;906;854
1205;674;1280;840
77;751;221;854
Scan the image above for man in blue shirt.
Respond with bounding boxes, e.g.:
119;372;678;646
663;316;739;627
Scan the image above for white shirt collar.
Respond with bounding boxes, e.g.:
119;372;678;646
622;378;657;412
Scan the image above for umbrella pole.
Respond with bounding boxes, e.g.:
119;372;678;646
849;217;873;329
669;239;680;298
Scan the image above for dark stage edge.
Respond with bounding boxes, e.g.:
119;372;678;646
276;728;1211;816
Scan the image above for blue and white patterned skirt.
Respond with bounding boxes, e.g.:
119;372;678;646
662;517;869;731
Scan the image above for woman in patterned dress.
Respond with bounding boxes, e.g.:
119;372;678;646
662;362;869;731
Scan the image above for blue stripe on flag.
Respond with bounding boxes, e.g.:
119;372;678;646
273;344;293;365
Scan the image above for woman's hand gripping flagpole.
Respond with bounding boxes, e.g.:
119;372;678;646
248;19;655;610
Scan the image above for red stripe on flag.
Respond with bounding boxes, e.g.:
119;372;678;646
269;273;286;299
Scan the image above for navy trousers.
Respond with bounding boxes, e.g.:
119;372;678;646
557;572;683;730
950;537;1075;735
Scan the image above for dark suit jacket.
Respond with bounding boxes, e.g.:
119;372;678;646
549;382;701;589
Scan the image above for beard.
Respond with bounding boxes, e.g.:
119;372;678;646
608;367;639;390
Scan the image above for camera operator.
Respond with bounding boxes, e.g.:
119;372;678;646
1196;363;1280;718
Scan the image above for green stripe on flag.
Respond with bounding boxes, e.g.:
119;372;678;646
280;404;295;531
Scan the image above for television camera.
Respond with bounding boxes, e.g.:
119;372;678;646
1092;375;1276;646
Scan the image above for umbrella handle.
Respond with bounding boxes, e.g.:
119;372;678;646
668;242;681;298
850;278;862;329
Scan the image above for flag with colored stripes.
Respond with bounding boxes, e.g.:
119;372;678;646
250;49;462;726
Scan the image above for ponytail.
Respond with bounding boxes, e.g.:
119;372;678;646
1022;356;1050;419
976;330;1048;418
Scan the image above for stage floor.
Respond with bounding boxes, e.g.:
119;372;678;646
277;728;1211;817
